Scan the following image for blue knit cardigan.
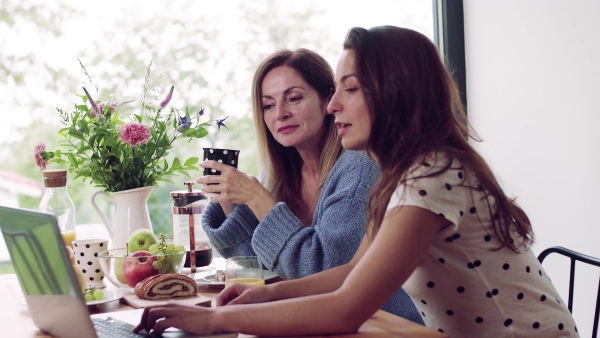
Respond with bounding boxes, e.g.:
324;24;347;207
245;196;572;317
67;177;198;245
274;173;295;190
201;150;423;324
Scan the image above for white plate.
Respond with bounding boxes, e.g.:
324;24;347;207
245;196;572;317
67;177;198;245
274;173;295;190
85;289;123;306
190;269;279;289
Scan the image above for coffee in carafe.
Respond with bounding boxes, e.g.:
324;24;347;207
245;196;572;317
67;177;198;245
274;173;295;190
171;182;212;273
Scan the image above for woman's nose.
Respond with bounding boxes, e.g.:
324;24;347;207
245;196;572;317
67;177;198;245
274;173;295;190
327;93;340;115
276;104;290;120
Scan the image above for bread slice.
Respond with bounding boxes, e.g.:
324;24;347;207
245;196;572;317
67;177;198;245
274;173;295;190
135;274;200;300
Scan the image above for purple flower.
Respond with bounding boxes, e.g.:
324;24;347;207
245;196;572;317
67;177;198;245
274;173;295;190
216;116;229;133
83;87;102;118
178;115;190;131
160;85;175;109
198;106;205;116
118;122;151;147
33;142;48;170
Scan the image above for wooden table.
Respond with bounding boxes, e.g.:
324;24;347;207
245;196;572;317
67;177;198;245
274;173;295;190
0;272;446;337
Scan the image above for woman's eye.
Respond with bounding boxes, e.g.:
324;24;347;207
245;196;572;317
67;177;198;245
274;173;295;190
262;103;275;110
345;87;358;93
288;95;303;102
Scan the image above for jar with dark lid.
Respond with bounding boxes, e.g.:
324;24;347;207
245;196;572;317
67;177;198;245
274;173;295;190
171;181;211;272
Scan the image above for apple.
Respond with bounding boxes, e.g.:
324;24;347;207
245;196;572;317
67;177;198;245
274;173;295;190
122;250;159;287
127;229;158;253
114;253;127;284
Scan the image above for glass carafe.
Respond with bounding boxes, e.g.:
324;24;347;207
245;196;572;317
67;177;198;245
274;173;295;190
171;181;211;273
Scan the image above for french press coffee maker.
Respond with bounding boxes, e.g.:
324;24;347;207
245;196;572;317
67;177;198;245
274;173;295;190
171;181;212;273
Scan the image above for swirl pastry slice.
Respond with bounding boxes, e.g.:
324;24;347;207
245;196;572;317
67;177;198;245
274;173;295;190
135;274;200;300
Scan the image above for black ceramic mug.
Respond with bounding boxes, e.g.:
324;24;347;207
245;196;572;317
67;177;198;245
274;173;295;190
203;148;240;176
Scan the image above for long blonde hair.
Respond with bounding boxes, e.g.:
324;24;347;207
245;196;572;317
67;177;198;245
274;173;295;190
344;26;533;252
251;49;342;223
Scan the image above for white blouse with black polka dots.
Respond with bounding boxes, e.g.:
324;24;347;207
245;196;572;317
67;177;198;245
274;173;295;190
386;155;578;337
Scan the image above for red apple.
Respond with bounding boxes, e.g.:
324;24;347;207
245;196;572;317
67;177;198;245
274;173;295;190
122;250;158;287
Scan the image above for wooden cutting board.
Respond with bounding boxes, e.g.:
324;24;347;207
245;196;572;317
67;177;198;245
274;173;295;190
121;292;212;308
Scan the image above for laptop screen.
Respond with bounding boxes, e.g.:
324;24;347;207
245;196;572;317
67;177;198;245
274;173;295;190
0;206;97;338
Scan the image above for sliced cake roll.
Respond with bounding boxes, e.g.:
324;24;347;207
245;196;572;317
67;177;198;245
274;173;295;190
135;274;200;300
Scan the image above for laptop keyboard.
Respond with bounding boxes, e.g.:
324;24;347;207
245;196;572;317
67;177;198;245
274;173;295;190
92;317;147;337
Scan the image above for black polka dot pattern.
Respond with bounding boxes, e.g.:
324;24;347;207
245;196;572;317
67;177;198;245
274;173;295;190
71;241;107;289
393;158;577;336
445;233;461;242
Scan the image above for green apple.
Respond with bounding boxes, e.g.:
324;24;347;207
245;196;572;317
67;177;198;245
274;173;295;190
114;253;127;284
127;229;158;253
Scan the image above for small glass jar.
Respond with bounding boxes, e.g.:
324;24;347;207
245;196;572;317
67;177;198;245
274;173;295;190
38;169;77;258
171;181;211;272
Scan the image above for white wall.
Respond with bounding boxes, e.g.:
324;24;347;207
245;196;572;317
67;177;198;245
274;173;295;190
464;0;600;335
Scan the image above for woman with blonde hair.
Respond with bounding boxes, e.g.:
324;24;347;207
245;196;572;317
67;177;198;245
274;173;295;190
197;48;420;322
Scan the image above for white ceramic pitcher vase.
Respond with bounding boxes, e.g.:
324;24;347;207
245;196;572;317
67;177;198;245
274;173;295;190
91;186;156;249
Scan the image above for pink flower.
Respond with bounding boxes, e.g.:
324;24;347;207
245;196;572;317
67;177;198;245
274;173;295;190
34;142;48;170
118;122;151;147
98;101;117;116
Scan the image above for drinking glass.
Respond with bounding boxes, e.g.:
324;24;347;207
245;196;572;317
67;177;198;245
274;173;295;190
224;256;264;286
61;229;76;264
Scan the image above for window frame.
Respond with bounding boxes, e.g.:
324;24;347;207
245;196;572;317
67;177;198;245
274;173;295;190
433;0;467;111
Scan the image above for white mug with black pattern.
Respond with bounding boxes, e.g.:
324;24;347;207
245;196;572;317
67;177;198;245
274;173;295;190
67;238;108;289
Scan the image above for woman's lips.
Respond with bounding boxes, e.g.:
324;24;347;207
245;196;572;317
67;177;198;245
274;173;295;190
336;122;351;137
278;125;298;134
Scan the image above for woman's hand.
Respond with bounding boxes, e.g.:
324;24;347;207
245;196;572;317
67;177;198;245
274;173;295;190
217;283;276;306
133;303;219;336
197;160;277;220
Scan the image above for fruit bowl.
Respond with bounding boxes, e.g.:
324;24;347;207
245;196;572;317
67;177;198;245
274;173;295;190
98;247;187;292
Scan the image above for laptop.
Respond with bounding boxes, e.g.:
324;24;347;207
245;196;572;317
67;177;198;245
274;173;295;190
0;206;237;338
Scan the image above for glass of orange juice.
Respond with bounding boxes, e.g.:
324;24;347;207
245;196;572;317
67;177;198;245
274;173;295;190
224;256;264;286
61;230;76;264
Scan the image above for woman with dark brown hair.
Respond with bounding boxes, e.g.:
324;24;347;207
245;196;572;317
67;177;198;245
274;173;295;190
136;27;576;337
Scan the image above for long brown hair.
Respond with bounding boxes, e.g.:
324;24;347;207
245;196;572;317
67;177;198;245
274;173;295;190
343;26;532;251
251;49;342;223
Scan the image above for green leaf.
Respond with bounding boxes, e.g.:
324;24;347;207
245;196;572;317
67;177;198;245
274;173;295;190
66;153;78;167
77;145;92;154
171;157;182;170
184;157;198;166
67;129;85;140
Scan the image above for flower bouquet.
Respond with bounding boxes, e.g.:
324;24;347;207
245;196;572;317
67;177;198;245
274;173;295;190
34;61;228;193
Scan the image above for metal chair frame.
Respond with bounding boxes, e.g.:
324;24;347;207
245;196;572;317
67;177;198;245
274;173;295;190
538;245;600;338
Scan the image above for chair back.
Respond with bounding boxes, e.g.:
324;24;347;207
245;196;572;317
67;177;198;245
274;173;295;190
538;245;600;338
